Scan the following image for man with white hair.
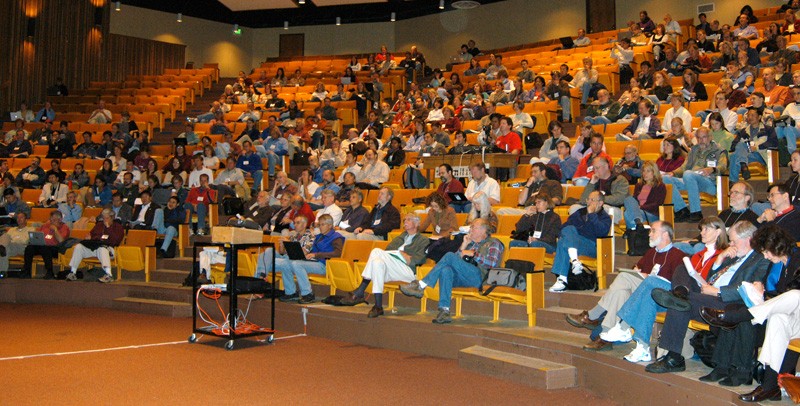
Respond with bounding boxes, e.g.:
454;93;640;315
314;189;343;227
343;214;430;318
66;208;125;283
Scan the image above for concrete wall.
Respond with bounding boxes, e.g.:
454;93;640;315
614;0;779;29
110;5;253;77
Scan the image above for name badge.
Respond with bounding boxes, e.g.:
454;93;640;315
339;220;350;229
276;194;282;199
586;165;594;173
765;96;772;103
435;225;441;234
253;211;258;216
45;234;53;240
373;219;381;226
269;145;276;150
197;197;204;202
554;92;559;98
732;83;739;90
533;231;542;239
707;160;717;168
101;234;109;240
243;161;249;165
651;264;661;276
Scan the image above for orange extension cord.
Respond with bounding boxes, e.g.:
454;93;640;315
196;288;268;335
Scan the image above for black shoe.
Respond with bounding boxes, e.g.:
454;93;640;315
156;249;164;259
651;288;691;311
0;246;7;257
700;307;739;329
672;285;689;300
279;293;300;302
674;207;690;222
687;211;703;223
298;293;316;304
720;372;753;387
699;368;728;382
740;162;751;180
645;353;685;373
43;272;55;280
739;385;782;402
18;272;31;279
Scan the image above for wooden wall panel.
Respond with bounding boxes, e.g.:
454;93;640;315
103;34;186;82
0;1;185;116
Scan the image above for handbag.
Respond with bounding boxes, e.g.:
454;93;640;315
480;259;536;295
222;197;244;216
566;264;598;291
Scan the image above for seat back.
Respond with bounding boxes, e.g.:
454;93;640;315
341;239;374;262
326;259;360;293
116;246;145;272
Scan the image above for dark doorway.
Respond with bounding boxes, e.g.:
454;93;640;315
586;0;616;34
279;34;305;58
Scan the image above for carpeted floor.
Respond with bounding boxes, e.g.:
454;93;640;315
1;303;618;405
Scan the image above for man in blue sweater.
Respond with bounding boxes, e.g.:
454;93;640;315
236;141;263;194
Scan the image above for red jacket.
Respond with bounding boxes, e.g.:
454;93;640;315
574;151;614;179
89;221;125;246
289;203;315;225
187;186;217;206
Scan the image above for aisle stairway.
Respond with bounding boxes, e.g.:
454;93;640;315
152;78;232;144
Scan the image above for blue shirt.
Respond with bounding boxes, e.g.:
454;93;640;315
58;203;83;223
312;182;341;199
236;152;263;173
263;137;289;156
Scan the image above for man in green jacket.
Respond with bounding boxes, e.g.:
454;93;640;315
344;213;430;318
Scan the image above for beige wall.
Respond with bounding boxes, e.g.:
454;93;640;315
614;0;778;29
110;0;783;78
110;5;253;77
395;0;585;68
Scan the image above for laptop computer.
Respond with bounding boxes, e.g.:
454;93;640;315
173;137;188;146
28;231;47;246
559;36;575;49
9;112;21;121
448;192;468;202
283;241;313;261
340;77;352;85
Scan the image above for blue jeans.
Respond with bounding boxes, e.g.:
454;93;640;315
729;143;766;182
580;81;592;105
250;170;264;191
421;252;483;310
622;195;660;230
617;275;671;345
584;116;611;127
662;172;716;213
152;209;178;252
197;112;214;122
184;202;208;231
551;225;597;277
509;239;555;254
673;241;704;255
696;110;711;123
449;201;471;214
255;249;286;277
571;177;590;187
776;126;798;153
265;152;282;177
279;258;326;296
558;95;571;121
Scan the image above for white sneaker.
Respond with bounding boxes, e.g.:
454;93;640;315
549;276;568;292
624;342;652;363
600;323;633;343
570;259;583;275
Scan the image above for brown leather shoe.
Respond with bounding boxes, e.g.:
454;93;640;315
566;310;600;330
583;338;613;351
739;385;781;402
700;307;738;330
367;305;384;318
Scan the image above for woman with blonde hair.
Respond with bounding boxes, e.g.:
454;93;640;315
622;161;666;231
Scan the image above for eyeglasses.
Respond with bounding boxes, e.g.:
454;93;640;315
728;190;744;196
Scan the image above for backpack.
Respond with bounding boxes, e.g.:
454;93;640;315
626;225;650;256
524;131;544;151
566;264;598;291
480;259;536;295
403;165;429;189
689;330;718;368
544;164;563;182
222;197;244;216
292;150;310;165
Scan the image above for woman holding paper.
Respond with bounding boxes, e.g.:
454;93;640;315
616;216;728;363
699;225;800;402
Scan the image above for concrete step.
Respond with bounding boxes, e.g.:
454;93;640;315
535;306;596;334
119;281;191;302
112;296;192;318
150;269;190;285
160;257;194;272
545;288;604;310
458;345;577;390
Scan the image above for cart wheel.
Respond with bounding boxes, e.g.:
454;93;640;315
267;334;275;344
225;340;234;351
188;334;197;343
